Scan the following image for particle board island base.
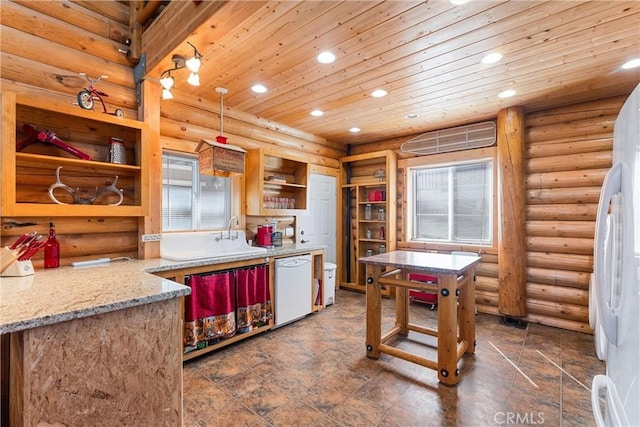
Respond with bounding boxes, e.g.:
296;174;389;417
0;244;327;425
0;261;190;426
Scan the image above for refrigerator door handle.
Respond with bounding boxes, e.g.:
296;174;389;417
591;375;608;427
594;162;622;345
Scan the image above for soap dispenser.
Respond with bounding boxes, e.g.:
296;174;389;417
44;222;60;268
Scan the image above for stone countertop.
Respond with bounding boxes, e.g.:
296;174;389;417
358;250;480;274
0;243;325;335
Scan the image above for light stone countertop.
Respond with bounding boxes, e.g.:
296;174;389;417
0;243;325;334
358;250;480;274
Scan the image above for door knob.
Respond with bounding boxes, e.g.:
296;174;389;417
301;239;309;243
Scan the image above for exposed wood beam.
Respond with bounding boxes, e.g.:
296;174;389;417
137;0;163;26
142;1;266;77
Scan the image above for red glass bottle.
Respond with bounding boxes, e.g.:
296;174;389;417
44;222;60;268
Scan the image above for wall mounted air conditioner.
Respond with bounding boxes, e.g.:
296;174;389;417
400;121;496;155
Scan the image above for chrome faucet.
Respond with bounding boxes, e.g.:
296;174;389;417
227;215;239;240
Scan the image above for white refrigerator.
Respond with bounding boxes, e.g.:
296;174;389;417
591;83;640;426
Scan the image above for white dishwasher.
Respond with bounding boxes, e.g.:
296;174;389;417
274;254;312;328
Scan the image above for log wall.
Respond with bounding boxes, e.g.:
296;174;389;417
522;96;625;332
0;0;136;268
0;1;345;267
353;94;627;333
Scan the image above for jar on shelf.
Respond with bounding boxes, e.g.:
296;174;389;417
377;208;385;221
379;243;386;254
365;203;372;220
379;226;385;240
365;249;374;257
365;229;372;239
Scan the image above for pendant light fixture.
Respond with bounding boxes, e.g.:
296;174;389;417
195;86;247;176
215;87;228;144
160;42;203;100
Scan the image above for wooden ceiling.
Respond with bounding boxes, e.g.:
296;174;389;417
145;0;640;146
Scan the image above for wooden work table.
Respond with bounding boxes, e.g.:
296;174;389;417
359;250;480;386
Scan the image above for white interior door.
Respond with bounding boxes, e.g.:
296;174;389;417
298;173;337;263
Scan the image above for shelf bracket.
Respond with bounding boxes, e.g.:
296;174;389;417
134;52;147;107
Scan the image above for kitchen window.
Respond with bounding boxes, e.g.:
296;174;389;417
162;153;231;231
405;149;495;246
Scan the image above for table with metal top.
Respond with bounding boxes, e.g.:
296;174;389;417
359;250;480;385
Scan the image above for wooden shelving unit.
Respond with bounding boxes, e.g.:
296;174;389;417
1;91;148;217
338;150;397;297
245;148;309;215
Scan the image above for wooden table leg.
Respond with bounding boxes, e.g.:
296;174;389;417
459;266;476;354
437;273;458;385
365;264;381;359
396;269;409;335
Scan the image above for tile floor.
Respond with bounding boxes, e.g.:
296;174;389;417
183;289;603;426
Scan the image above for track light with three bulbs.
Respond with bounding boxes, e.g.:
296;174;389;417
160;42;203;100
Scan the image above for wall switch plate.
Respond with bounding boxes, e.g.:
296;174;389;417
141;234;162;242
285;227;294;236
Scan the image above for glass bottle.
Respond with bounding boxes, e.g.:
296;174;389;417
379;226;385;240
44;222;60;268
377;208;385;221
366;229;372;239
364;204;372;220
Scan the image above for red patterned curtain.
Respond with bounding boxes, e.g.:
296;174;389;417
184;271;236;352
236;265;272;333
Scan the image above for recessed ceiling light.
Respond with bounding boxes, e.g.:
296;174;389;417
317;51;336;64
498;89;516;98
621;58;640;69
251;84;267;93
482;52;503;64
450;0;470;4
371;89;388;98
349;127;361;133
405;113;420;119
310;109;324;117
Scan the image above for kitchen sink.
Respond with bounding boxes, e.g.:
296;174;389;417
160;230;267;261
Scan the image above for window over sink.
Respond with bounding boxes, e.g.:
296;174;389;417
162;152;231;231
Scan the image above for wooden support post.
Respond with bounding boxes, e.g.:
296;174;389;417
497;106;528;316
127;1;143;63
139;80;161;259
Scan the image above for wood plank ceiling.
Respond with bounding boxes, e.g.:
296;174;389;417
145;0;640;146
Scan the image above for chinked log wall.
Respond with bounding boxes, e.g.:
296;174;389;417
350;95;625;333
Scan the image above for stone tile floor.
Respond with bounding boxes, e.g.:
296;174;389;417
183;289;603;426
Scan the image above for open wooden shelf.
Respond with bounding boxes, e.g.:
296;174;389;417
1;91;149;217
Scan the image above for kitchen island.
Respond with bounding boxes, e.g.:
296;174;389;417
359;250;480;386
0;243;325;425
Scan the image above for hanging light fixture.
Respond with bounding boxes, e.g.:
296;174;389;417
215;87;228;144
159;41;203;99
195;86;247;176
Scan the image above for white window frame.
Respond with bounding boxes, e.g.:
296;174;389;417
162;151;237;232
400;147;498;250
